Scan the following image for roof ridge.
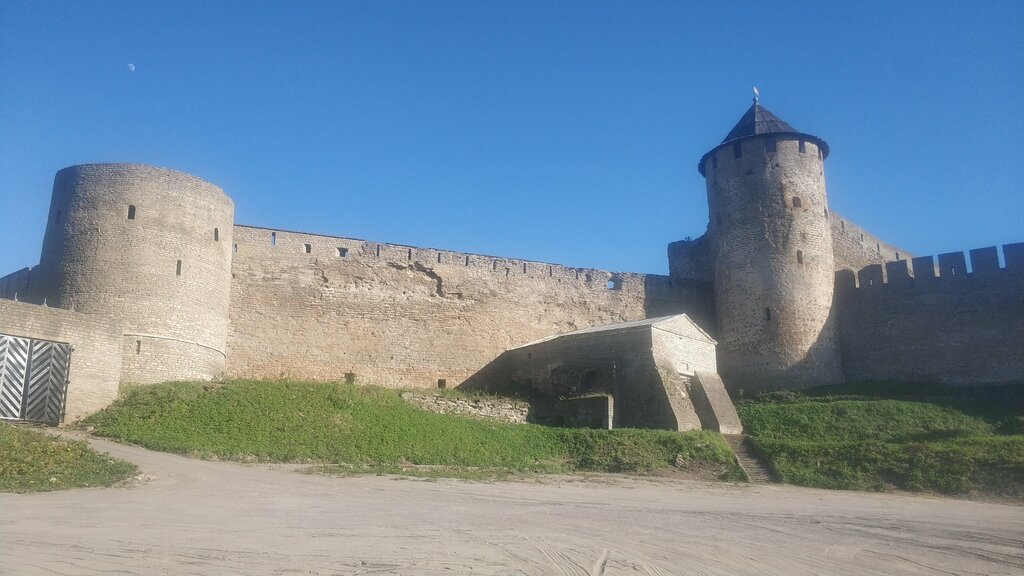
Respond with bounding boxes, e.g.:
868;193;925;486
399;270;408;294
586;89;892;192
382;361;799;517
721;102;799;143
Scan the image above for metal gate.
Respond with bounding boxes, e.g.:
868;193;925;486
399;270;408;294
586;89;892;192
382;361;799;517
0;334;71;424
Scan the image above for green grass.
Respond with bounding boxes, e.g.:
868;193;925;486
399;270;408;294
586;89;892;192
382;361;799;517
81;380;743;480
737;382;1024;496
0;424;137;492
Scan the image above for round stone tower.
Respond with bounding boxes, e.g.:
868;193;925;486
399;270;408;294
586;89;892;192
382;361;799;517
36;163;235;384
698;99;843;392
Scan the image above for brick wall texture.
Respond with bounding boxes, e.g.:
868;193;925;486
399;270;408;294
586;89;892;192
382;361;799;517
33;164;235;385
835;245;1024;386
0;299;122;421
225;225;712;388
703;135;844;391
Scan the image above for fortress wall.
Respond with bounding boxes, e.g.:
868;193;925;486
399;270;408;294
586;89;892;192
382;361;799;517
668;212;912;281
120;337;227;386
667;233;714;282
830;211;911;272
226;225;711;388
835;243;1024;386
0;299;122;421
0;267;43;304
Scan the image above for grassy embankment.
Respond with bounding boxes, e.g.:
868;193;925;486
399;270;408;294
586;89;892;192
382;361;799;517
82;380;744;480
0;424;137;492
737;382;1024;497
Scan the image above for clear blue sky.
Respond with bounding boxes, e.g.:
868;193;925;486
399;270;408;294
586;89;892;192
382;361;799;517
2;1;1022;275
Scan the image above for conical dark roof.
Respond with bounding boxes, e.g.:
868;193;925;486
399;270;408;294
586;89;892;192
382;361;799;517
698;100;829;176
721;102;798;143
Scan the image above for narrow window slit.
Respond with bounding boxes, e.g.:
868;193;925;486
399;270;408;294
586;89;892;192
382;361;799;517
304;243;312;254
176;260;182;276
127;205;136;220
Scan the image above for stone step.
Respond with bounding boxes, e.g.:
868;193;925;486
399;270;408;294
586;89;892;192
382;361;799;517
725;434;777;483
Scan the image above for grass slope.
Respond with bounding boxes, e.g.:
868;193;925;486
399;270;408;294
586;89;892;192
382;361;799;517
0;424;137;492
737;383;1024;496
83;380;743;479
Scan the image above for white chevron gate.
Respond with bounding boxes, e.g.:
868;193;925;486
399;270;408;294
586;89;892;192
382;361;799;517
0;334;72;424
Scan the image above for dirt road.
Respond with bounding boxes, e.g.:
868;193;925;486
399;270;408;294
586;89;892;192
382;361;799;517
1;434;1021;575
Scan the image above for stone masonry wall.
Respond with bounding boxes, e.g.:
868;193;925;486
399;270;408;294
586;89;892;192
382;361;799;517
226;225;711;389
401;392;529;424
0;267;43;304
34;164;235;385
830;211;911;273
705;135;843;391
0;300;123;422
836;243;1024;386
668;211;912;284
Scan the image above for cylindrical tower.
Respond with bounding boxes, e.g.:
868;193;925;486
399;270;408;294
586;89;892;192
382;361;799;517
698;101;843;392
36;163;234;384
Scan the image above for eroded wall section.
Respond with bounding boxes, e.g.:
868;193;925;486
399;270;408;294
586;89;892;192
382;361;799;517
226;225;712;388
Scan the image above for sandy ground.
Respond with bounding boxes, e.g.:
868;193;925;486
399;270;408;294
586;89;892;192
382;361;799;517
1;434;1022;575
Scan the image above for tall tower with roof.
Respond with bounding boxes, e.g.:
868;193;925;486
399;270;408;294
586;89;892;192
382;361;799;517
697;96;844;391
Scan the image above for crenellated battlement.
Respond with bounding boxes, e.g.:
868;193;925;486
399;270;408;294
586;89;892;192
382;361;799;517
836;242;1024;290
231;224;692;296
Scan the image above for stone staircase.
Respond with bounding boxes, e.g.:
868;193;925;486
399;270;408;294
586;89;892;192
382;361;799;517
725;434;777;483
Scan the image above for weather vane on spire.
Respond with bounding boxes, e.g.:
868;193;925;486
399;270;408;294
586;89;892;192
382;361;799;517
753;86;760;104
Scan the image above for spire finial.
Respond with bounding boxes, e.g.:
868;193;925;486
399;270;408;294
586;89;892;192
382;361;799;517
753;86;760;104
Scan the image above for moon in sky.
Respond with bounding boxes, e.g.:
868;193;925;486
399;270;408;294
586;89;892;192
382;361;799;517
127;63;136;73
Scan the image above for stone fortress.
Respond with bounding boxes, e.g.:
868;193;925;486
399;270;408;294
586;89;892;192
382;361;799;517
2;100;1022;429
